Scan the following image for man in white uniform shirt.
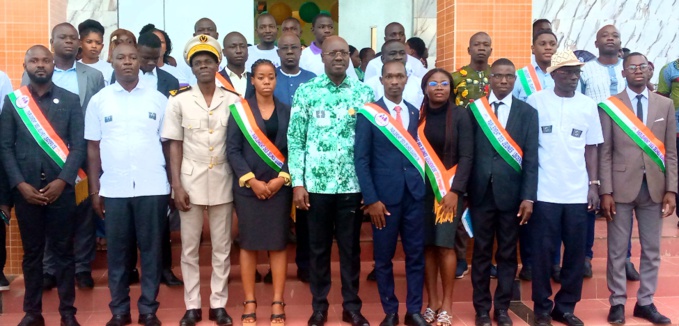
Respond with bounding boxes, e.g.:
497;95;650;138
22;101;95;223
364;40;423;109
299;12;358;79
526;51;603;326
363;22;427;81
85;44;170;326
245;13;281;72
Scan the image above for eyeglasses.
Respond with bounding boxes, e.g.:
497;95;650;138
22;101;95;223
626;64;649;72
490;73;517;81
428;81;450;87
323;51;350;58
554;69;582;76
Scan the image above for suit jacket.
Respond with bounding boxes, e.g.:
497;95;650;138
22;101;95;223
111;68;179;98
0;161;10;206
355;98;425;206
218;68;255;99
226;97;291;197
0;85;86;190
468;96;539;211
22;62;104;113
599;90;678;203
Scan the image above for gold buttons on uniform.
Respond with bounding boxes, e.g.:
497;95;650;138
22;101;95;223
209;164;214;169
209;146;214;151
209;129;214;134
209;111;213;115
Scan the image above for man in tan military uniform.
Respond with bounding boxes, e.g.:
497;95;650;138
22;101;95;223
161;35;240;326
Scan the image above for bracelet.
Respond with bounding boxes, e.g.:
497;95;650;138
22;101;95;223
90;191;99;196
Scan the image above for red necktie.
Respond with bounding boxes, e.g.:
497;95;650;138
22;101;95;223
394;105;404;128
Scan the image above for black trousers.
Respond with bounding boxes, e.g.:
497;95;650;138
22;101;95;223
470;188;519;314
531;201;587;315
14;186;76;317
127;207;173;272
44;197;95;275
295;209;310;273
105;195;167;315
307;193;363;312
0;217;5;272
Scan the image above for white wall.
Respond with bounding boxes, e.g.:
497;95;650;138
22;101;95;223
339;0;414;51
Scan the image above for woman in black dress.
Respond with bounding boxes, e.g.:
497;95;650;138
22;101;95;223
419;68;474;326
226;59;291;326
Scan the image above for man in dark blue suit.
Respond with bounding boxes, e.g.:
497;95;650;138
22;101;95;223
354;61;428;326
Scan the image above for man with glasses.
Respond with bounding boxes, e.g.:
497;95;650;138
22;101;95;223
526;51;603;326
600;53;676;325
468;58;539;326
364;40;424;109
299;13;358;79
288;35;373;326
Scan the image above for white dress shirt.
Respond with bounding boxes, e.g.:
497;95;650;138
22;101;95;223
488;91;513;128
527;89;604;204
625;87;649;125
84;81;170;198
245;45;281;72
383;97;409;128
299;45;359;79
139;67;159;89
365;74;424;110
224;68;248;96
363;54;428;81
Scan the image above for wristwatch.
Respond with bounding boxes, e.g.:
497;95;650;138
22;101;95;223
589;180;601;186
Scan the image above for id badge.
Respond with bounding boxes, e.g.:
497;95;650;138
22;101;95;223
314;109;331;127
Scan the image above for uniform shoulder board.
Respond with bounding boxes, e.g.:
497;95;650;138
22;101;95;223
219;86;241;96
170;86;192;97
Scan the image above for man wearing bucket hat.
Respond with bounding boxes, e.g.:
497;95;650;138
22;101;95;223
161;34;241;326
526;50;604;326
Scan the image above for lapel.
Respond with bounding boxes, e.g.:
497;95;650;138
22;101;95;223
75;63;87;106
615;90;659;128
406;102;419;137
191;87;210;112
647;91;661;128
156;69;167;92
505;97;520;135
246;98;268;134
45;87;59;123
219;69;233;84
273;99;288;148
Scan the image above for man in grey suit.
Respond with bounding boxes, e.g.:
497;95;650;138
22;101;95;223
22;23;105;290
1;45;86;326
600;52;678;325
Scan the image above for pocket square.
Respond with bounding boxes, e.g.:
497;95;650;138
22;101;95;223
654;117;665;122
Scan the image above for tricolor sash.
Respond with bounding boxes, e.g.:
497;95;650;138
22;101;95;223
417;119;457;202
215;72;239;96
357;103;425;179
7;86;88;204
229;100;286;172
469;97;523;172
517;66;543;97
599;96;666;172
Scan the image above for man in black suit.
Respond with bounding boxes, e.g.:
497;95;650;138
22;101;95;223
0;45;86;326
468;58;539;326
354;61;428;326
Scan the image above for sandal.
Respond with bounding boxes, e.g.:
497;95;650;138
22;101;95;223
241;300;257;326
270;301;286;326
424;307;439;324
436;310;452;326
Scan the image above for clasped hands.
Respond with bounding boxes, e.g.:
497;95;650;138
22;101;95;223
248;177;285;201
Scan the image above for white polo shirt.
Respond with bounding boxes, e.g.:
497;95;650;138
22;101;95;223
245;45;281;72
85;81;171;198
526;89;604;204
365;74;424;109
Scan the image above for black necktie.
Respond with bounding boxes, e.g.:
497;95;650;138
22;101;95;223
493;101;503;117
636;94;644;123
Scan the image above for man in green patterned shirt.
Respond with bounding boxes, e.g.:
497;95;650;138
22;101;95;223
288;35;373;326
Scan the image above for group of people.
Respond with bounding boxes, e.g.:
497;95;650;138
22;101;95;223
0;11;678;326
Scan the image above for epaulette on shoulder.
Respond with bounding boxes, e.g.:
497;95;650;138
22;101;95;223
219;86;241;97
170;86;192;97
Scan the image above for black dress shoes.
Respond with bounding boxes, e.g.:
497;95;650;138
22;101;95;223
209;308;233;326
160;268;183;287
518;266;532;281
633;303;672;324
475;312;491;326
18;313;45;326
533;313;551;326
138;313;161;326
75;271;94;289
550;311;583;326
494;309;513;326
105;314;132;326
60;315;80;326
379;313;398;326
308;311;328;326
179;309;202;326
297;268;310;283
404;313;429;326
607;304;625;324
342;310;370;326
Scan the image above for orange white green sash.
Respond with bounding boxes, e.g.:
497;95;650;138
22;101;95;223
517;66;542;97
358;103;425;179
417;119;457;202
215;72;239;96
469;97;523;172
599;96;666;172
7;86;88;204
229;100;285;172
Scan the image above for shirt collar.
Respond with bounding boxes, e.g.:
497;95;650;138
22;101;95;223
227;68;246;79
28;83;54;99
626;86;649;102
321;73;350;88
309;41;322;55
54;61;77;72
141;67;157;76
112;79;145;92
278;67;301;77
383;97;405;113
488;91;512;108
